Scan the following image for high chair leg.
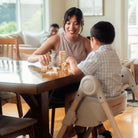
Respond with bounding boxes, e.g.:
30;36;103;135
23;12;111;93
57;90;83;138
101;102;123;138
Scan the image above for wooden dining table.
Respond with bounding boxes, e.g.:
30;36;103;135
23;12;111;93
0;59;82;138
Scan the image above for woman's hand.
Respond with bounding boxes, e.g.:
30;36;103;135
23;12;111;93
39;54;50;66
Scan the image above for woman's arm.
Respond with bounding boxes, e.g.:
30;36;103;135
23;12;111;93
27;34;59;65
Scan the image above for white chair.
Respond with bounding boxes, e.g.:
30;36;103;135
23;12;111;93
57;75;127;138
121;62;138;101
121;59;137;101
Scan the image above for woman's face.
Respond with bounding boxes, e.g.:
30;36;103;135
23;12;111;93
64;15;81;40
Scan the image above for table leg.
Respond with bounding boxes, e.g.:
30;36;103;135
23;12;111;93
41;91;50;138
22;93;52;138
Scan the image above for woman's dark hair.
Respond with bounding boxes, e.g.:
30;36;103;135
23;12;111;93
90;21;115;44
63;7;84;33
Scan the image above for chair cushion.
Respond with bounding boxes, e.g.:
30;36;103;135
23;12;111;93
75;91;127;127
0;115;37;136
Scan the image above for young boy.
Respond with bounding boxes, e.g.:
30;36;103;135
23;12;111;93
66;21;122;138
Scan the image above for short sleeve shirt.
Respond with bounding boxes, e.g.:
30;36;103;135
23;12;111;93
78;45;122;98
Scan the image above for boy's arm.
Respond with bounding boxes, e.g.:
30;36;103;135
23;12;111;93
66;57;83;76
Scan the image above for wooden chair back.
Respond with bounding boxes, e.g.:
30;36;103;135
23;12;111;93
0;38;20;60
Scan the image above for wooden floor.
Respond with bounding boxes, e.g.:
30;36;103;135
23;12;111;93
2;102;138;138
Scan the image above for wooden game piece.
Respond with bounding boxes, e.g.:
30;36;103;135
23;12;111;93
41;51;71;75
59;51;66;67
46;70;59;75
62;62;70;71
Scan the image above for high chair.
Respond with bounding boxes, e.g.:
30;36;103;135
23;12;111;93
57;75;127;138
121;62;138;101
121;59;137;101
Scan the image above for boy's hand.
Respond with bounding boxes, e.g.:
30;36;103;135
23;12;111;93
66;57;76;65
66;57;82;76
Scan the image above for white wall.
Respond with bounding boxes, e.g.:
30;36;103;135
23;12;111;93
50;0;128;59
49;0;65;28
114;0;128;59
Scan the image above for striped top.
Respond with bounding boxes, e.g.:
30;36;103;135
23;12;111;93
78;45;122;98
51;32;87;66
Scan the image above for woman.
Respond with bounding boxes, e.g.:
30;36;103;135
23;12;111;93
28;7;91;66
28;7;91;137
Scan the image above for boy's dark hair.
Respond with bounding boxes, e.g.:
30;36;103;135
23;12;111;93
63;7;84;32
50;23;59;28
90;21;115;44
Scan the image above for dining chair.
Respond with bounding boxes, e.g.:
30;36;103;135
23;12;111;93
49;98;65;136
0;115;37;138
0;38;23;117
0;38;20;60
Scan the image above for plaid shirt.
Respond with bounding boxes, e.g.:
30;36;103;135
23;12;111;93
78;45;122;98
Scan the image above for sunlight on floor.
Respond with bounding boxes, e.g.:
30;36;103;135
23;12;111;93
3;102;138;138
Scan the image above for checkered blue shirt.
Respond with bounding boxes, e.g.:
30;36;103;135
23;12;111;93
78;45;122;98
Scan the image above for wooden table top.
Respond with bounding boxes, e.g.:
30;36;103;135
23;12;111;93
0;59;84;138
0;59;82;94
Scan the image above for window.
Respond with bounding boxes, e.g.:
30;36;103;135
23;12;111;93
20;0;44;33
0;0;46;34
128;0;138;59
0;0;17;34
128;0;137;26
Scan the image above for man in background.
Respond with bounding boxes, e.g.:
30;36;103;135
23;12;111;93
49;23;59;36
40;23;59;44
